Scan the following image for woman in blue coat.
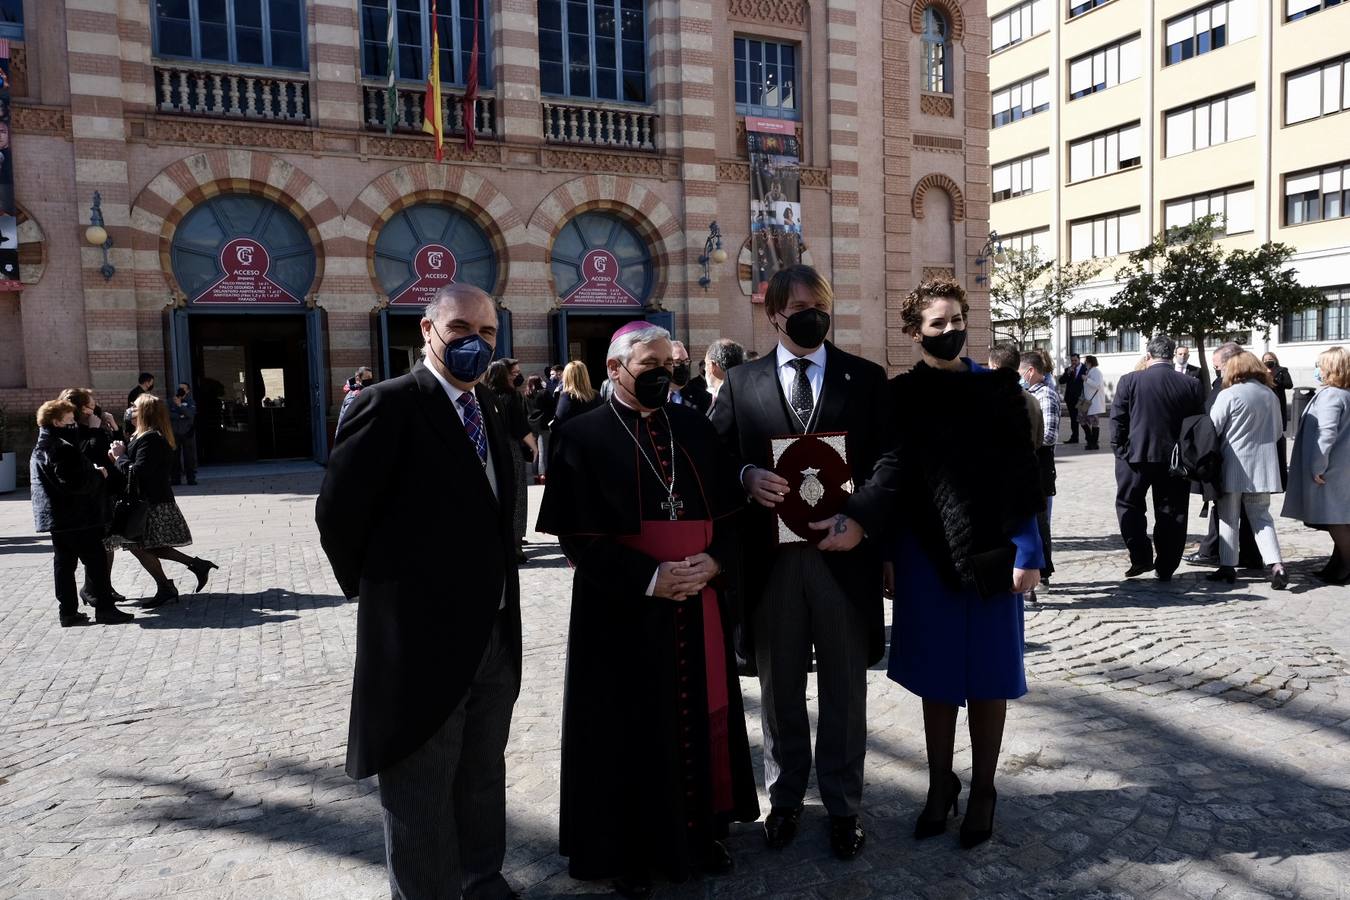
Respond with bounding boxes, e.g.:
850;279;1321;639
833;278;1044;850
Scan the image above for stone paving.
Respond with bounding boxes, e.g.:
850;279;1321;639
1;448;1349;899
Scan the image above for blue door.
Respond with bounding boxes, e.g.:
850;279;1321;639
306;307;330;463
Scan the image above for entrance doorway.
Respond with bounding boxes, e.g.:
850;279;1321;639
189;314;313;463
550;309;675;393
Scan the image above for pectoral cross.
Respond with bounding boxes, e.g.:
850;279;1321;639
661;495;685;521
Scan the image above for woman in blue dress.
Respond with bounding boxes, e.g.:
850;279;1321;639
834;278;1044;849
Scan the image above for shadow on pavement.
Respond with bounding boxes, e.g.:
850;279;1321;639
133;588;345;629
0;535;49;554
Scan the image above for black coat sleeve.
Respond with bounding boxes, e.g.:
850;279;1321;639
844;375;904;538
315;386;400;598
1110;373;1134;456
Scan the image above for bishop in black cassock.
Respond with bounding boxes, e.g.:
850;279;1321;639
537;326;759;895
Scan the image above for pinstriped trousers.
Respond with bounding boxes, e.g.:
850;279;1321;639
377;612;521;900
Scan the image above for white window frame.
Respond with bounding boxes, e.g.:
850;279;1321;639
992;72;1051;128
992;0;1050;52
1285;56;1350;125
1164;0;1255;67
1069;208;1141;261
1068;123;1142;182
993;150;1051;201
1163;184;1255;235
1164;87;1257;156
1068;35;1141;100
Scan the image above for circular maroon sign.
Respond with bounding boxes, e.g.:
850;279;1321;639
390;243;459;305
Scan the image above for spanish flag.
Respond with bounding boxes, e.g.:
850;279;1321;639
421;0;444;162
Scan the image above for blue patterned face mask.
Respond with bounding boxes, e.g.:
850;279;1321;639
1315;368;1324;385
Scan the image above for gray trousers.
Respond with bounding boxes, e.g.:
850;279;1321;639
754;545;869;817
1217;492;1282;567
378;613;521;900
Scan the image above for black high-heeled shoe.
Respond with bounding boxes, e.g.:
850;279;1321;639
913;771;962;839
1206;566;1237;584
139;580;180;610
188;558;219;592
960;787;998;849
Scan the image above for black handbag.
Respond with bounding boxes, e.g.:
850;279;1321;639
110;467;148;541
969;542;1016;599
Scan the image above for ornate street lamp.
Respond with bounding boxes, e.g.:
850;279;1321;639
85;191;115;281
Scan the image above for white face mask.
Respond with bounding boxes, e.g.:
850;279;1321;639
1315;369;1324;385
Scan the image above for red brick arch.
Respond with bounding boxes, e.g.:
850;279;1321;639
911;0;966;41
911;173;965;222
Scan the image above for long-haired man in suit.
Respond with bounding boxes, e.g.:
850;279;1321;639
710;265;887;861
316;284;522;900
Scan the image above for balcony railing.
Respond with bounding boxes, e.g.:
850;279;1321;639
154;63;311;123
542;100;657;151
362;83;496;139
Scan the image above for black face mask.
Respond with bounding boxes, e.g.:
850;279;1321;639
360;378;375;388
512;374;525;388
782;308;831;350
57;423;80;438
625;365;673;410
671;362;690;387
920;329;967;362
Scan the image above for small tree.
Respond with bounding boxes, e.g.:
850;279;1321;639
990;246;1101;350
1094;215;1325;382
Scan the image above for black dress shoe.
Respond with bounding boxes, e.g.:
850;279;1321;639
702;839;733;875
60;612;91;627
829;816;865;860
1124;563;1153;578
1205;566;1237;585
1155;571;1173;582
95;605;134;624
763;803;804;849
1183;552;1218;566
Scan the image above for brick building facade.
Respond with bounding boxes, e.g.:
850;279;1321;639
1;0;989;464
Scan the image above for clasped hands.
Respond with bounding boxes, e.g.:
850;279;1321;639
653;553;721;601
742;466;864;552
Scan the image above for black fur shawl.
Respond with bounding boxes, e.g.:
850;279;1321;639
892;362;1045;591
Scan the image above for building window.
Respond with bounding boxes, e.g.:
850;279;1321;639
154;0;307;70
1282;287;1350;342
374;203;498;299
992;0;1049;52
1284;161;1350;225
1069;208;1141;262
994;321;1053;352
0;0;21;40
539;0;647;103
1285;55;1350;125
1068;123;1142;183
922;7;952;94
734;38;799;120
992;72;1049;128
1164;184;1255;235
1069;0;1111;18
171;194;316;302
1164;87;1256;156
1286;0;1343;21
999;227;1053;257
1068;36;1142;100
993;151;1051;202
359;0;491;86
1164;0;1256;67
1070;315;1140;355
550;211;653;301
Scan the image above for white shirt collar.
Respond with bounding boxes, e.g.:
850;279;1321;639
423;359;472;408
613;392;652;418
775;341;827;371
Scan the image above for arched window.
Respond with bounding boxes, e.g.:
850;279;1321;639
539;0;648;103
374;203;498;300
171;194;316;302
551;211;653;301
922;7;951;94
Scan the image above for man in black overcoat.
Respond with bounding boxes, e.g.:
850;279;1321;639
1057;353;1086;443
710;265;886;861
316;284;522;900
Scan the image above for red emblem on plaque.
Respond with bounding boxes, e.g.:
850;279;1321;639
560;249;641;307
390;243;459;305
194;238;302;305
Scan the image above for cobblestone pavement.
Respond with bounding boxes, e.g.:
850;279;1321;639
2;448;1349;899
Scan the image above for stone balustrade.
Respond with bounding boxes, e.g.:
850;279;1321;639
154;63;311;123
362;83;496;138
541;100;658;151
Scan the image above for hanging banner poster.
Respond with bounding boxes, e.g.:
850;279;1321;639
560;248;641;307
0;39;21;292
390;243;458;305
194;237;303;305
746;116;802;304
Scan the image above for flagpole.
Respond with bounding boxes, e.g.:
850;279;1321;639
384;0;396;134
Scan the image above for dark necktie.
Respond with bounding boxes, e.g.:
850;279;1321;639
457;392;489;466
789;358;814;424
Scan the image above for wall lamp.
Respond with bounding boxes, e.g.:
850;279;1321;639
974;231;1007;286
697;220;727;291
85;191;115;282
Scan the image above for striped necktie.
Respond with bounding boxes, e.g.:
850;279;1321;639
457;392;489;466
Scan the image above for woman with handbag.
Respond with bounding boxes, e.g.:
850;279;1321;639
107;394;218;609
1080;355;1106;450
30;400;134;626
840;279;1044;849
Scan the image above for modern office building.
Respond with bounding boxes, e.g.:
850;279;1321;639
0;0;990;464
987;0;1349;387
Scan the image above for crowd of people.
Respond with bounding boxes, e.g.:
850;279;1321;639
29;381;218;627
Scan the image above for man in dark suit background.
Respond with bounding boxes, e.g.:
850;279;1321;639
1057;354;1086;443
669;340;711;414
1110;333;1207;581
711;265;886;861
1172;346;1202;379
316;284;522;900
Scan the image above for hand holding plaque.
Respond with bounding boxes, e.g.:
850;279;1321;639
769;432;852;544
